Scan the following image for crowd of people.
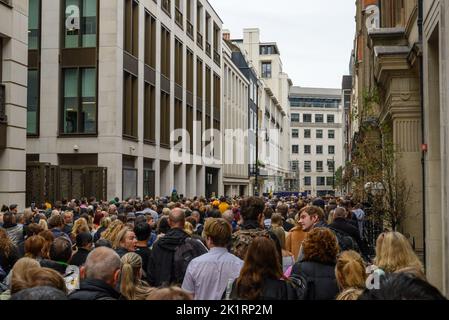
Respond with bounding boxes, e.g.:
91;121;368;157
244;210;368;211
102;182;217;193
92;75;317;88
0;194;446;300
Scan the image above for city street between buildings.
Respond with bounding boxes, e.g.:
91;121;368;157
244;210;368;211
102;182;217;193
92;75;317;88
1;0;449;308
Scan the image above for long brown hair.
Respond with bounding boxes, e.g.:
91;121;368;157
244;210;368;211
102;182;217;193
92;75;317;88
120;253;154;300
0;227;14;256
235;237;285;300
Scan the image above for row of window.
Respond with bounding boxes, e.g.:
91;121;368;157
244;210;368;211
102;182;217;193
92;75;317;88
292;129;335;139
304;177;334;187
292;161;335;173
291;113;335;124
292;145;335;155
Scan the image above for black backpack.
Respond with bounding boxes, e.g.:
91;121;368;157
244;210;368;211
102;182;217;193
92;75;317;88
173;237;208;284
329;227;360;253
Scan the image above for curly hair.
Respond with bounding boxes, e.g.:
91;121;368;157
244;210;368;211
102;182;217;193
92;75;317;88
302;228;339;265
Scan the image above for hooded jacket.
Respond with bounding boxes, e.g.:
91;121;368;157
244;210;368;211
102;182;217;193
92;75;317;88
147;228;194;287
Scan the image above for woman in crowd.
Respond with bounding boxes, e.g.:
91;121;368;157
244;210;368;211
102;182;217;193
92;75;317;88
373;231;424;276
101;220;126;246
24;235;46;261
70;218;90;243
38;230;55;260
0;257;40;300
120;253;154;300
0;228;19;276
114;227;137;256
228;237;298;300
270;226;295;273
285;212;307;262
335;250;366;300
93;217;111;243
290;228;340;300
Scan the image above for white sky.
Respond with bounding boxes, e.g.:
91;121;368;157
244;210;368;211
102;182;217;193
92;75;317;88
209;0;356;89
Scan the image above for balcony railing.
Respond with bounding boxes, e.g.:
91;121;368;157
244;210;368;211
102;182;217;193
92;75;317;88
197;32;203;48
0;84;7;123
206;41;211;57
187;21;194;39
175;8;183;29
213;49;220;65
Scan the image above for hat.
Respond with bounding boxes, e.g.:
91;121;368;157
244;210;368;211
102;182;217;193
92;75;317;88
312;198;326;210
76;232;93;247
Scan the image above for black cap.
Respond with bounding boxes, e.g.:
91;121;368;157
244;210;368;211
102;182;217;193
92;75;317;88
76;232;93;247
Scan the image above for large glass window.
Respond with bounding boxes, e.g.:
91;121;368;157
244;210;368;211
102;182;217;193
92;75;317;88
304;129;311;138
315;114;324;123
327;114;335;123
304;161;311;173
317;161;323;172
262;62;272;78
316;145;323;154
317;177;326;186
64;0;97;48
292;129;299;138
303;114;312;123
304;177;311;186
316;129;323;139
27;70;39;135
291;113;300;123
29;0;40;50
62;68;97;134
328;130;335;139
304;145;311;154
292;145;299;154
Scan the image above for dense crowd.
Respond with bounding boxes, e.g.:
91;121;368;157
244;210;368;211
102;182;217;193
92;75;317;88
0;192;446;300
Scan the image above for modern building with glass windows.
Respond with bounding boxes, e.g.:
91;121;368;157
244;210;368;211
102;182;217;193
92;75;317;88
25;0;224;201
289;87;344;197
0;0;29;209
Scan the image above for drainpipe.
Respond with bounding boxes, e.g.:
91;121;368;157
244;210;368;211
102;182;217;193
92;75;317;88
417;0;427;270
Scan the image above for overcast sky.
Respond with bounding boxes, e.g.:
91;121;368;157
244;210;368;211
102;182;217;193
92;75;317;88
209;0;356;89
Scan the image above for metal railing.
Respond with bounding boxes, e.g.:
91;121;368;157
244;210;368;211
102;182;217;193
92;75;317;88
197;32;203;48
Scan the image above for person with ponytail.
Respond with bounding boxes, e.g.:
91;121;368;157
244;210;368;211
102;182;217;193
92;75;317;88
335;250;367;300
119;253;154;300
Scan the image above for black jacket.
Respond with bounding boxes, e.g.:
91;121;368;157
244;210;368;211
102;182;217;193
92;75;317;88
0;245;19;275
115;247;131;258
40;260;68;275
70;248;90;267
147;228;196;287
330;218;368;258
230;278;299;300
68;278;122;300
135;246;151;282
291;260;339;300
94;226;107;243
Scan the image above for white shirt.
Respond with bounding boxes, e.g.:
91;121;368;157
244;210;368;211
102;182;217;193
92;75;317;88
182;247;243;300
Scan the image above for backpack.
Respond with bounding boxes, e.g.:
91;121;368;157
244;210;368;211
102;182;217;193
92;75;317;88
231;229;270;260
173;238;208;284
329;227;360;253
289;271;314;300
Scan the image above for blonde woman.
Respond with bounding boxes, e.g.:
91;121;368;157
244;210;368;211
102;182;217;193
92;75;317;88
374;231;424;275
335;251;367;300
70;218;90;243
100;220;125;245
38;219;48;231
0;258;41;300
120;253;154;300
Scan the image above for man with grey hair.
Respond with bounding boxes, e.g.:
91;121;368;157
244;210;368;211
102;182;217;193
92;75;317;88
68;247;122;300
148;208;207;287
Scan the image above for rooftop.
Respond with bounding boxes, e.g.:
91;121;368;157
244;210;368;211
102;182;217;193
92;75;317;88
289;87;342;99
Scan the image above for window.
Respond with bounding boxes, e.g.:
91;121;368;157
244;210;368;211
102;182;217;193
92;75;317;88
315;114;324;123
262;62;272;78
124;0;139;56
260;45;276;55
161;26;171;79
123;71;138;137
64;0;97;48
304;145;311;154
304;161;311;173
317;161;323;172
196;3;203;48
291;161;299;172
186;49;194;93
316;145;323;154
62;68;97;134
29;0;40;50
328;160;335;172
304;129;311;139
304;177;312;186
160;91;171;147
292;145;299;154
316;129;323;139
327;177;334;187
27;70;39;135
144;83;156;143
328;130;335;139
317;177;326;186
291;114;300;123
329;146;335;155
175;0;183;28
145;11;156;68
303;114;312;123
327;115;335;123
292;129;299;138
162;0;171;16
197;58;203;98
175;39;183;86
